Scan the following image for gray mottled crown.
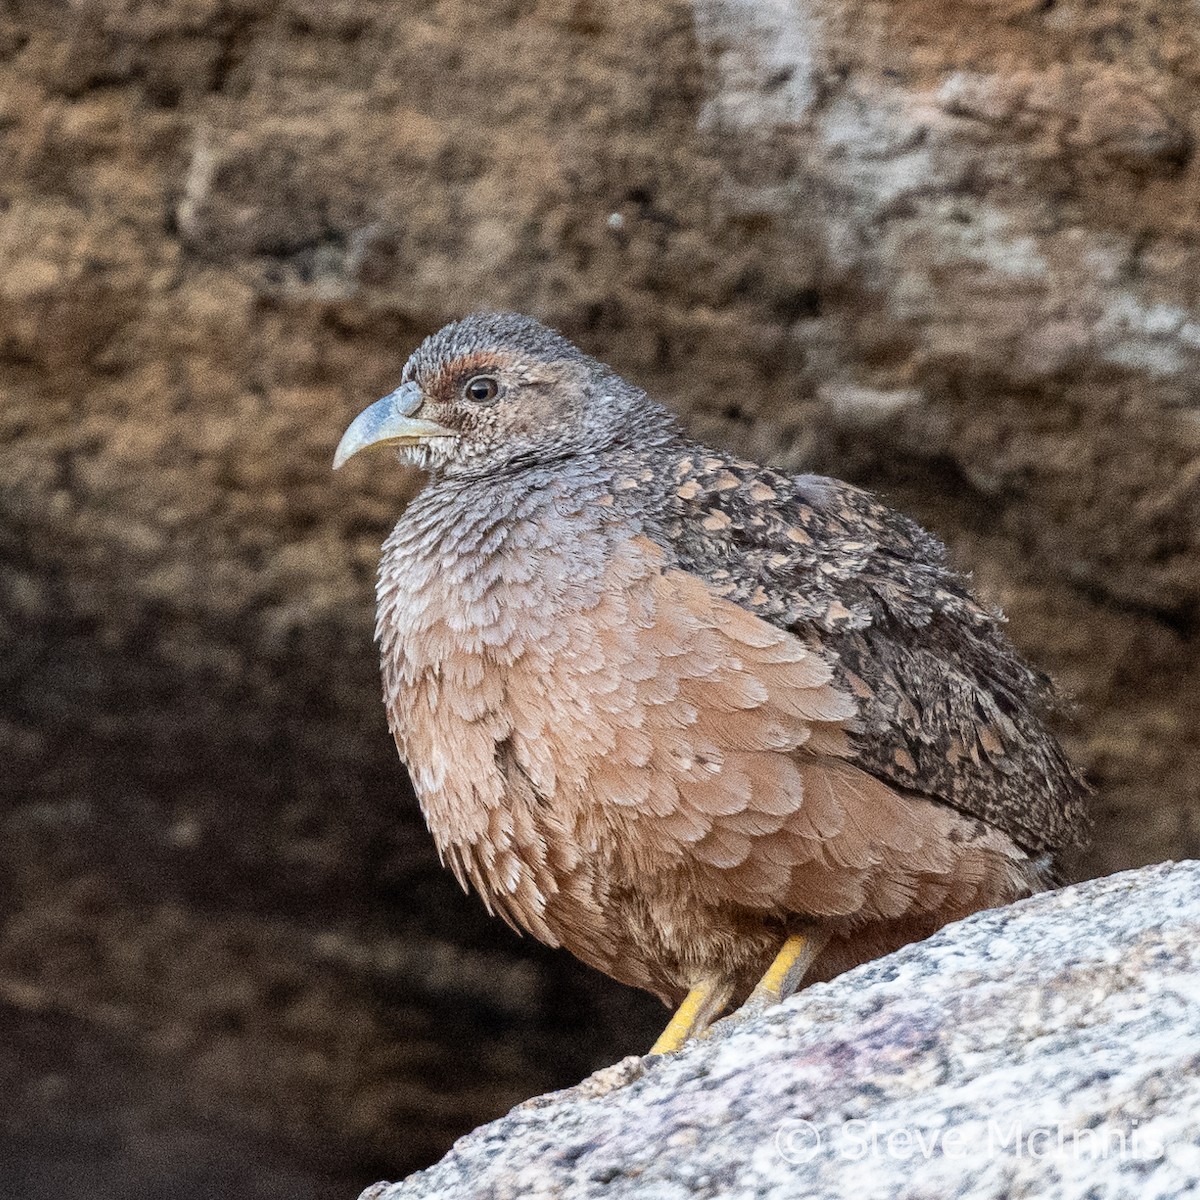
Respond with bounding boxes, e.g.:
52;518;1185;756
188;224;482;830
403;312;586;381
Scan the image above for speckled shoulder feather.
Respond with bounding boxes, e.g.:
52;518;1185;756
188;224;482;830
655;449;1091;856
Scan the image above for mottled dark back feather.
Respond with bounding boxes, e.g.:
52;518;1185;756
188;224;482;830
652;449;1092;856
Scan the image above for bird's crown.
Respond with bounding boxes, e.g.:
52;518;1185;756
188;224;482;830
403;312;587;384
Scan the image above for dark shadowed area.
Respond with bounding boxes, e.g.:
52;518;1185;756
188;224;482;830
1;2;1198;1198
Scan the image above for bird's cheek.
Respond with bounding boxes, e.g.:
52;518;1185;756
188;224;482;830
453;409;500;451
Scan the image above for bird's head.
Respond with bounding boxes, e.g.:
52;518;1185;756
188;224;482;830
333;312;674;479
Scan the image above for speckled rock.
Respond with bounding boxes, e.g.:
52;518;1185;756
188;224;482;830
367;861;1200;1200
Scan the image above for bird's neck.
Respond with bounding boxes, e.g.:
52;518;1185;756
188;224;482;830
374;454;666;671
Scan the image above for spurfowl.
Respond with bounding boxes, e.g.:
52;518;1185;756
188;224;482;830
334;313;1090;1053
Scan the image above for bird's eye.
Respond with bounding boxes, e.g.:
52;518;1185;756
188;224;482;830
464;376;500;403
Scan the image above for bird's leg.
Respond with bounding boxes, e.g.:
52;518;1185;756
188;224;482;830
738;926;830;1018
648;977;734;1055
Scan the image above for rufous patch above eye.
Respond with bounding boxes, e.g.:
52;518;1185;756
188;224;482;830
423;350;519;401
424;350;565;401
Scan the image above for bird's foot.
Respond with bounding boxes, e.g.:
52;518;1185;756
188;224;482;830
745;928;829;1009
702;927;831;1040
648;977;734;1055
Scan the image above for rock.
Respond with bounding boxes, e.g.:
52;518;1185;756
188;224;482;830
368;862;1200;1200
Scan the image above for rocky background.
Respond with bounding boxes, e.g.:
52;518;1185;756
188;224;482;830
1;2;1198;1198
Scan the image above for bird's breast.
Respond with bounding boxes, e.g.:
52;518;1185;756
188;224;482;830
372;494;651;935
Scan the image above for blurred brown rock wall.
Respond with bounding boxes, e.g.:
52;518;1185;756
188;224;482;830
0;2;1197;1198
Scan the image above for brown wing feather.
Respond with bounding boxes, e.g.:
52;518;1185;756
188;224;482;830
495;537;1034;947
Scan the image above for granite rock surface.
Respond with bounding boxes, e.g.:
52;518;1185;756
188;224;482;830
369;862;1200;1200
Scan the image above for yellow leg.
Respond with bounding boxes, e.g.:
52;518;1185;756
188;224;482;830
648;977;733;1055
743;928;830;1013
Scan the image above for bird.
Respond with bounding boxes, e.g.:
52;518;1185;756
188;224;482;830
333;312;1091;1054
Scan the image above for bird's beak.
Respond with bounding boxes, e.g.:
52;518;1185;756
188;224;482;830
332;381;458;469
